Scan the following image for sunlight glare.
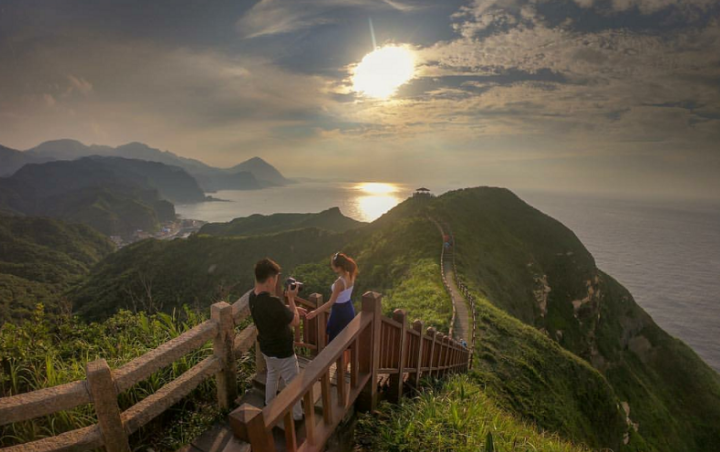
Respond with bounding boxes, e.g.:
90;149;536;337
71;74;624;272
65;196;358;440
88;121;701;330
352;45;415;99
355;182;398;195
356;195;401;222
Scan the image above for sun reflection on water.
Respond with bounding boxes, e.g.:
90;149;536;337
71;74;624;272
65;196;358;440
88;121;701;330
351;182;404;221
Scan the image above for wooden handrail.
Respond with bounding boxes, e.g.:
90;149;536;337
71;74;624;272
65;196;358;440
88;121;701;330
114;320;219;392
0;380;91;426
0;294;256;452
2;282;472;452
232;290;471;451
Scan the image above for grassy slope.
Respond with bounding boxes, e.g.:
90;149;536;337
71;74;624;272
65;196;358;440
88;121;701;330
13;189;718;451
0;215;115;322
324;197;628;450
357;375;593;452
428;187;720;452
71;228;351;321
71;195;630;450
199;207;365;236
0;306;248;451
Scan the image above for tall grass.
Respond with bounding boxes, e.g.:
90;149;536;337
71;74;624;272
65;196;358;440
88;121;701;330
0;304;255;451
356;375;594;452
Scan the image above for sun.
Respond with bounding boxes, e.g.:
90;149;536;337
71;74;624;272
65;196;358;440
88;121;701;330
352;45;415;99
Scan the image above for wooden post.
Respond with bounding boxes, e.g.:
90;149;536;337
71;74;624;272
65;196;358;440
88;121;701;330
303;388;316;445
230;404;274;452
435;333;445;376
356;291;382;413
86;359;130;452
444;336;452;375
426;328;436;378
321;371;333;424
311;293;326;354
439;334;446;375
450;338;456;373
308;293;322;356
388;309;407;403
212;301;237;410
443;335;451;375
413;320;423;387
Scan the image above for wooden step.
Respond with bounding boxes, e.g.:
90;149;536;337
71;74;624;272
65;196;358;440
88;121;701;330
176;421;250;452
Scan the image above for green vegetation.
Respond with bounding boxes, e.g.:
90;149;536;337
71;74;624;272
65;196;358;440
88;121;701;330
0;305;255;450
71;227;350;320
2;186;719;451
0;156;186;237
0;215;115;323
357;375;593;452
199;207;365;236
426;187;720;452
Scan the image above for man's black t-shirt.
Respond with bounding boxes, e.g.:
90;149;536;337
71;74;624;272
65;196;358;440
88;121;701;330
249;291;295;358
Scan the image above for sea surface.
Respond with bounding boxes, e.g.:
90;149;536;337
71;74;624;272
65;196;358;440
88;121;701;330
176;183;720;372
518;190;720;373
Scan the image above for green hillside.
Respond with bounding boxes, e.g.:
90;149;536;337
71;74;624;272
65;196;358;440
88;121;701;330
70;227;352;320
357;375;593;452
199;207;366;236
5;186;717;451
0;215;115;322
0;157;180;237
425;187;720;451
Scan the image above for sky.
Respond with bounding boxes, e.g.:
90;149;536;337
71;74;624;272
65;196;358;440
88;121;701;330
1;0;719;199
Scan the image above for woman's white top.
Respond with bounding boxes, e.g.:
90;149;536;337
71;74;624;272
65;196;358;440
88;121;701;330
331;277;353;304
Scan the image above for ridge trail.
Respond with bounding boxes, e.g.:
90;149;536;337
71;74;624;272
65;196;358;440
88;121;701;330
429;217;472;346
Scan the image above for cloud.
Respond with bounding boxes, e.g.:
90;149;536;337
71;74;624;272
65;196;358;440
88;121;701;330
0;33;338;164
236;0;417;38
67;75;94;96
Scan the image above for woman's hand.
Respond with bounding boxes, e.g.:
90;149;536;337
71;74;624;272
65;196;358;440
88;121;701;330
305;310;318;320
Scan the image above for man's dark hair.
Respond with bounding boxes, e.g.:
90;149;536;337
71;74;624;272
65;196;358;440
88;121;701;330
255;258;281;283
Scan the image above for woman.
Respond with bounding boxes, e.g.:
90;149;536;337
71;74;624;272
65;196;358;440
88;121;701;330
305;252;358;343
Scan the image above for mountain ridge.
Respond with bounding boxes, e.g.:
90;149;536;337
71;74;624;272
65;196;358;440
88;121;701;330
17;139;291;192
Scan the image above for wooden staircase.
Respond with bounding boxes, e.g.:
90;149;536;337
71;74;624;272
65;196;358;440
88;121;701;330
224;291;470;452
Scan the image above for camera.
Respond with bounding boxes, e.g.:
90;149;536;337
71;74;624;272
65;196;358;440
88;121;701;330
284;277;304;292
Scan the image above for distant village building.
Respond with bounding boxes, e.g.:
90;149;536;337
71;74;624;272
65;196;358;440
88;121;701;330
413;187;433;197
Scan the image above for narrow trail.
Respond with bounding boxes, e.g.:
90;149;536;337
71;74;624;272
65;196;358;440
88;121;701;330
443;248;472;344
429;217;473;346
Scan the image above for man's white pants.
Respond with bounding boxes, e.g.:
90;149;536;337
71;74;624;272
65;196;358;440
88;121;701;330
263;353;303;420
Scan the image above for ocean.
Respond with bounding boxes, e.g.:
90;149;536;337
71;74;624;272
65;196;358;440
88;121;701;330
176;183;720;372
518;190;720;373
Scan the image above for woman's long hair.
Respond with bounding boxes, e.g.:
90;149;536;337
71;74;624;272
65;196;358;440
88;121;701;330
332;252;359;280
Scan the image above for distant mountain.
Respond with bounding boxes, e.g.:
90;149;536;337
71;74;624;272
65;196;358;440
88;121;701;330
0;157;183;237
12;156;205;203
0;215;115;323
0;144;38;177
228;156;291;187
26;139;113;161
199;207;366;236
19;139;290;193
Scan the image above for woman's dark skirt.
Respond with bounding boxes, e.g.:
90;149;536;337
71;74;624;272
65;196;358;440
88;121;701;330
326;301;356;343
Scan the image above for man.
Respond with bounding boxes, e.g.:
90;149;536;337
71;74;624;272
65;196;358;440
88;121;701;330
249;258;306;421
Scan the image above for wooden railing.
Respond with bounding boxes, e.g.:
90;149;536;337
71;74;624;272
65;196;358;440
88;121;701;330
0;292;261;452
0;287;469;452
231;291;471;452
